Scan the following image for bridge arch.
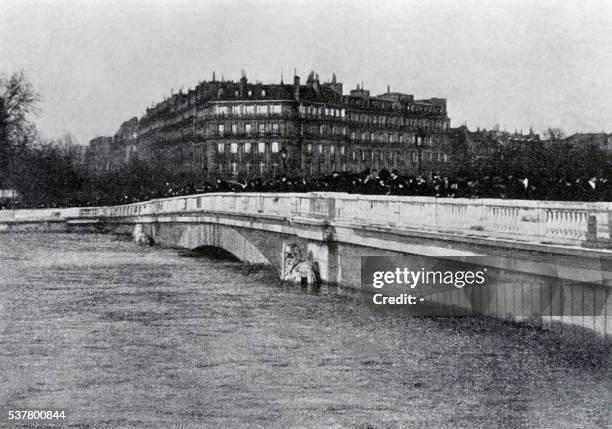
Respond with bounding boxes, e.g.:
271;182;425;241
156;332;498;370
189;245;242;261
171;224;271;266
142;221;312;276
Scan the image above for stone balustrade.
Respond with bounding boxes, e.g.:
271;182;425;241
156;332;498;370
2;193;611;247
0;207;80;221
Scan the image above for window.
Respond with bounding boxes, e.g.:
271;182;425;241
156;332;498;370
271;123;279;134
318;144;323;154
248;90;252;97
218;124;225;135
259;123;265;134
231;105;241;115
370;132;375;141
231;124;237;134
351;132;356;141
417;136;422;146
307;143;313;153
258;142;266;153
271;142;279;153
217;143;224;153
340;145;345;155
389;133;394;142
319;125;325;134
245;105;254;115
231;162;238;175
259;162;266;175
330;146;335;155
443;154;449;162
244;142;252;153
230;143;238;153
245;123;252;134
412;151;418;162
261;89;266;96
271;105;282;114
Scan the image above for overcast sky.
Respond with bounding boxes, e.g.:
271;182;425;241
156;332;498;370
1;0;611;144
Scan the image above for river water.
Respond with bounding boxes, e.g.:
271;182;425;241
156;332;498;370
0;233;610;428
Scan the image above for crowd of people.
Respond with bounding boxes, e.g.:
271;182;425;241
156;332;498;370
7;168;611;209
103;168;611;207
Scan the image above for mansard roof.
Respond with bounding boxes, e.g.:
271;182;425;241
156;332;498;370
140;73;447;121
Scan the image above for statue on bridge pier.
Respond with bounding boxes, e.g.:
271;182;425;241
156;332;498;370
133;224;154;246
281;243;317;285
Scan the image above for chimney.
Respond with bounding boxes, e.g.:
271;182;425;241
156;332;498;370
293;75;300;101
239;70;247;97
323;74;343;96
307;72;320;95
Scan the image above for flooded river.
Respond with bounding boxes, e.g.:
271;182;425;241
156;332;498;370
0;233;610;428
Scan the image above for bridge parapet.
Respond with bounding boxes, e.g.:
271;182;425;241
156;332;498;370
331;195;612;248
101;193;611;248
2;193;612;248
0;207;80;221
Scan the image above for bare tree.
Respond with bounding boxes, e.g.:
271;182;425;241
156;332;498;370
543;127;566;142
51;133;86;171
0;71;41;186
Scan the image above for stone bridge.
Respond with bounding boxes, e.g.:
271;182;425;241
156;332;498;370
1;192;611;338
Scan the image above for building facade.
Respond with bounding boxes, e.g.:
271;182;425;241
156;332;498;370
84;136;113;176
85;71;452;180
564;133;612;152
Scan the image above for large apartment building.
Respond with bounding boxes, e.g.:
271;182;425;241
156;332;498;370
85;71;452;180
